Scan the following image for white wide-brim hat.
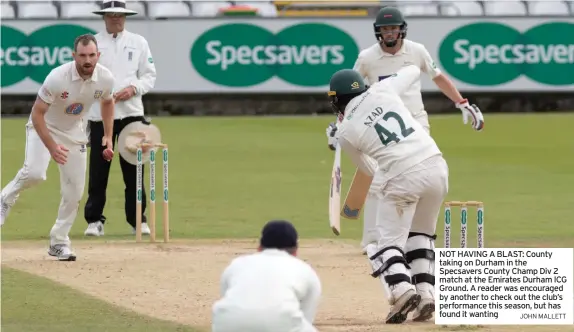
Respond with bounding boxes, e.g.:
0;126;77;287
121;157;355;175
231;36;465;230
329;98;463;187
117;122;163;165
93;0;138;16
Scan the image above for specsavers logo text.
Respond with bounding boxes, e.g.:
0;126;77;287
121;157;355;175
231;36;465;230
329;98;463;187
1;24;96;87
191;23;359;87
439;22;574;86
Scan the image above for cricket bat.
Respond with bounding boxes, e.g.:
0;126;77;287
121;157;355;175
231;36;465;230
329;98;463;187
340;168;373;220
329;143;342;236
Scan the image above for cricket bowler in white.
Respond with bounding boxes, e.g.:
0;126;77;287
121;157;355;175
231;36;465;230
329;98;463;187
0;34;115;261
326;8;484;319
327;66;448;324
212;220;322;332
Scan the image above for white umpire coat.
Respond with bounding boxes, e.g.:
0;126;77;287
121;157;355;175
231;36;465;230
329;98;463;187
88;30;156;121
212;249;322;332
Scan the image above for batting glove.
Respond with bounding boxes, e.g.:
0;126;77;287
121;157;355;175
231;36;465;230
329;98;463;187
326;122;338;151
456;99;484;131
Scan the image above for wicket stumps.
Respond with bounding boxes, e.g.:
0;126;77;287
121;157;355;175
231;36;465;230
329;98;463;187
444;201;484;248
136;143;169;243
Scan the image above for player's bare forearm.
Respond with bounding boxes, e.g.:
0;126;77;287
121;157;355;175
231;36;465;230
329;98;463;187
433;74;464;103
100;99;115;139
31;97;58;151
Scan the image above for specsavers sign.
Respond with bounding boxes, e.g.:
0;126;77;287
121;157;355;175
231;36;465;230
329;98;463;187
191;23;358;87
1;18;572;93
1;24;96;87
439;22;574;86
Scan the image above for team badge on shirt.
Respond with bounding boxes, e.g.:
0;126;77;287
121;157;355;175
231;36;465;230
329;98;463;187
65;103;84;115
94;90;103;99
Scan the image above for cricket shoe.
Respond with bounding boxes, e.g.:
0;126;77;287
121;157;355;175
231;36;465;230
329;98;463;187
84;221;104;236
132;223;151;235
385;289;421;324
48;244;77;261
412;297;435;322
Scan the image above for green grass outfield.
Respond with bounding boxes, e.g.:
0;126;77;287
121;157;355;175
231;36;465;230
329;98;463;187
2;113;574;331
2;267;197;332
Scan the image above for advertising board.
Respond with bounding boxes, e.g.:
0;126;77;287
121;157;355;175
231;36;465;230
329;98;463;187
1;18;572;94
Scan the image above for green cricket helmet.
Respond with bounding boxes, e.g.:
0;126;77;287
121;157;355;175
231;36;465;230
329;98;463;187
327;69;367;115
373;6;407;47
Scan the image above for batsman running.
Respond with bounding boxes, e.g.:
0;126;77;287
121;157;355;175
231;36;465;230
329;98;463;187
327;6;484;263
327;66;448;324
0;34;115;261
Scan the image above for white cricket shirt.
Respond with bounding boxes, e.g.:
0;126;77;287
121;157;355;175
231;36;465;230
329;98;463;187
353;39;441;126
337;66;442;183
212;249;322;332
88;30;156;121
31;61;114;144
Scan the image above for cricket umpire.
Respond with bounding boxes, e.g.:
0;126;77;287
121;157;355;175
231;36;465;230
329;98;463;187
84;0;157;236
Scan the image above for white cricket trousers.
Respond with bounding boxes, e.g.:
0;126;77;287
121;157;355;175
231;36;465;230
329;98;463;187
212;308;317;332
361;112;431;249
1;125;87;246
366;155;449;301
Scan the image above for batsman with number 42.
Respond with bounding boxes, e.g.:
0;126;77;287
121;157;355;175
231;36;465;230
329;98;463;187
327;66;451;324
327;6;485;257
327;7;484;323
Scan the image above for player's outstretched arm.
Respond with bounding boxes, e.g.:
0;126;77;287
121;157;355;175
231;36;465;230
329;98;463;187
419;44;485;131
419;44;465;104
432;73;464;105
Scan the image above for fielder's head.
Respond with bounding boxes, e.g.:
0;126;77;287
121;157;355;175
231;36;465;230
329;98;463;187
373;6;408;48
93;0;138;34
327;69;367;115
73;34;100;77
259;220;299;256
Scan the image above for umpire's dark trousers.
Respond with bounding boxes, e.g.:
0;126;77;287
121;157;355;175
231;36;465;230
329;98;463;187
84;116;147;228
